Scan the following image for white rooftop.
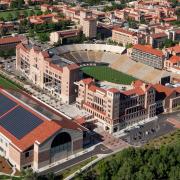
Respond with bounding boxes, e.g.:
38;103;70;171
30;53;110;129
58;104;91;118
98;81;133;91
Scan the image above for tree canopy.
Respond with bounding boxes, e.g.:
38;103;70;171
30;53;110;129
75;142;180;180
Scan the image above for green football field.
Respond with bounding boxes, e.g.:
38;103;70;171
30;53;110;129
81;66;137;85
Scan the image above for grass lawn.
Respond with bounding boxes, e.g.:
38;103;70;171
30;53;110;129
145;129;180;148
81;66;137;85
58;156;97;179
0;75;19;90
0;9;40;20
0;175;22;180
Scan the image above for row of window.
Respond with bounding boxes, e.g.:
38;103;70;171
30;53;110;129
45;69;61;80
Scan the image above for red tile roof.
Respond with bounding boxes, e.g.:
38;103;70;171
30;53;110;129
133;44;164;57
122;87;145;96
37;13;55;19
0;23;14;29
56;29;79;38
74;116;85;125
0;36;21;45
151;32;167;39
175;29;180;34
67;8;76;13
153;84;174;97
163;17;177;22
169;56;180;64
41;4;50;8
132;80;144;88
155;25;171;31
89;85;106;93
66;63;79;70
107;88;119;93
167;45;180;54
175;87;180;93
29;14;55;24
82;78;93;85
113;27;136;36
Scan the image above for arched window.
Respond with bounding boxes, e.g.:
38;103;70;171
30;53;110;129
50;132;72;156
51;132;71;148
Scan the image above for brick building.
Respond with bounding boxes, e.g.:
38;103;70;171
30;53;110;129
75;78;156;133
50;29;80;44
16;42;80;104
129;44;166;69
154;84;180;113
80;9;97;38
0;88;83;171
112;27;139;46
0;35;27;51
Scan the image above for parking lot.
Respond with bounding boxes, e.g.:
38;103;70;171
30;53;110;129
121;118;176;146
0;57;16;73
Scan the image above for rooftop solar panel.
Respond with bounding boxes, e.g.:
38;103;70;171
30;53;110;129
0;106;43;139
0;93;17;116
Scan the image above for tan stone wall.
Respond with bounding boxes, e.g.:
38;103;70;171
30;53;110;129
33;128;83;169
8;145;21;170
112;30;134;45
61;66;80;104
16;44;79;104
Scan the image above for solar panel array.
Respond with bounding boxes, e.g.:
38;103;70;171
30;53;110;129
0;93;17;116
0;93;43;139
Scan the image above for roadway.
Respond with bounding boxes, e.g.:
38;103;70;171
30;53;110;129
38;144;113;175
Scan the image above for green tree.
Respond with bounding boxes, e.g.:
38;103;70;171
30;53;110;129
28;29;35;37
0;16;4;21
6;13;13;21
21;168;38;180
23;10;28;18
10;1;18;9
168;166;180;180
28;10;34;17
164;39;176;48
38;32;50;42
0;27;8;36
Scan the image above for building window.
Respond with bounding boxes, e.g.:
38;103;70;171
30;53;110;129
25;152;30;158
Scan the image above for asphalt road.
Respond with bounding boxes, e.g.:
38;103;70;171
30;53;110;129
39;144;113;175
